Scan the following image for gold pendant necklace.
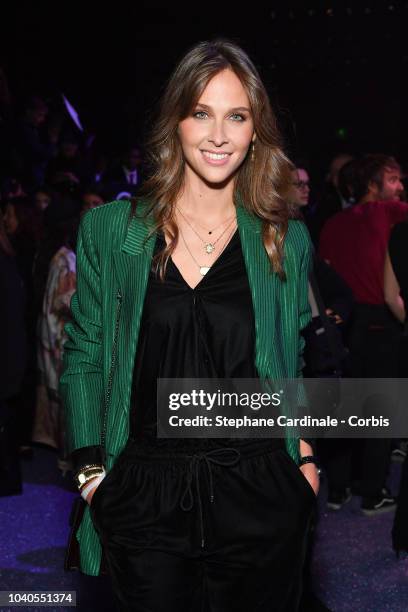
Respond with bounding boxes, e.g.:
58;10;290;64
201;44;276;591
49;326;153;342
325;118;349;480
177;207;236;255
179;229;210;275
177;206;236;235
179;224;236;276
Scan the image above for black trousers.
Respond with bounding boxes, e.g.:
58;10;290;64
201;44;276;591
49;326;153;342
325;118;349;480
393;453;408;553
0;399;22;496
323;304;401;499
392;333;408;552
90;439;316;612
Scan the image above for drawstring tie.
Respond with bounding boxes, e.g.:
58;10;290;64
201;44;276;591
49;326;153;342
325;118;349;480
180;447;241;548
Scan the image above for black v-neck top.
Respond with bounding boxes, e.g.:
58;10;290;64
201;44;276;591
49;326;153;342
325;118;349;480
128;228;285;450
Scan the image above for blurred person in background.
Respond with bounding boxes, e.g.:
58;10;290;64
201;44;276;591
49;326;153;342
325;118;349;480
46;130;84;186
312;154;355;247
0;214;27;496
14;95;59;189
288;161;327;248
1;177;27;202
33;186;52;212
33;194;103;473
3;195;42;301
32;192;80;321
320;152;354;214
289;160;355;511
3;196;42;458
104;142;144;199
335;158;357;209
288;164;311;213
289;160;353;610
326;154;354;195
79;141;109;185
81;186;106;215
33;193;106;472
46;169;81;201
384;220;408;556
105;143;143;185
319;154;407;515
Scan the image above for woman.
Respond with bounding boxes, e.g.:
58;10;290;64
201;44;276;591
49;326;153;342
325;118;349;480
384;221;408;555
287;163;320;247
288;165;311;213
60;39;319;611
80;186;106;214
33;196;81;472
33;187;52;212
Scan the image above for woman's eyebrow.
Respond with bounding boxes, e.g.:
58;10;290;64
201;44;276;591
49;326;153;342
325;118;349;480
195;102;251;113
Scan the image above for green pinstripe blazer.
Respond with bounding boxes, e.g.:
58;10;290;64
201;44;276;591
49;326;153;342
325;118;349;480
60;199;312;576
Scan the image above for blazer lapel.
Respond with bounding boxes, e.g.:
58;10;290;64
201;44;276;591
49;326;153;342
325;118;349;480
112;208;156;413
236;202;281;379
237;203;301;462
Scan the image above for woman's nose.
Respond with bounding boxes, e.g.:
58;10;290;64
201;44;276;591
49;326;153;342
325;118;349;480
208;120;228;146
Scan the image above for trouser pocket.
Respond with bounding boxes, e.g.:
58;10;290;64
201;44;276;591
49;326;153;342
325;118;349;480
89;453;128;528
278;449;317;503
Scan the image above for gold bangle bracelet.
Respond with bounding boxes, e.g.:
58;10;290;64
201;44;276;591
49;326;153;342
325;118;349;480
75;466;105;489
78;473;105;491
77;471;105;490
74;463;104;479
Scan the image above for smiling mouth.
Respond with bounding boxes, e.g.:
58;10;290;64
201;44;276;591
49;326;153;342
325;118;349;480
201;150;232;160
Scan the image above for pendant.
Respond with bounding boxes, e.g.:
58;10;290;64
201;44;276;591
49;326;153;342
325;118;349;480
200;266;210;275
205;243;215;254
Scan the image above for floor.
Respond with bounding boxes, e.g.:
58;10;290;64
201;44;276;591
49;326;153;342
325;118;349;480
0;445;407;612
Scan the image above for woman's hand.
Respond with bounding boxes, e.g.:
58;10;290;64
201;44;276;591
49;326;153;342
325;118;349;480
83;476;101;505
299;462;320;496
325;308;343;324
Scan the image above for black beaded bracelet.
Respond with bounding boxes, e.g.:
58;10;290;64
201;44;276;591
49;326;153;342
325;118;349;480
299;455;321;474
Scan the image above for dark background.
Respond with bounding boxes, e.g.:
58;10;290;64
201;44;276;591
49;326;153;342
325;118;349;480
2;0;407;176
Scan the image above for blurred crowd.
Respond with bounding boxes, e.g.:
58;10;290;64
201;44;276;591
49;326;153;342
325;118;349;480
290;152;408;556
1;68;407;554
0;77;145;486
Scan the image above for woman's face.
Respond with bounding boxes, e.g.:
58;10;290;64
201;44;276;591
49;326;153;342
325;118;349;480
82;193;104;214
177;69;255;187
34;191;51;211
289;168;310;207
3;203;18;234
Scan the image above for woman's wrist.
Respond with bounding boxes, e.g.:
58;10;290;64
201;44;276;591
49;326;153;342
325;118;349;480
299;439;314;458
80;472;106;501
299;455;321;474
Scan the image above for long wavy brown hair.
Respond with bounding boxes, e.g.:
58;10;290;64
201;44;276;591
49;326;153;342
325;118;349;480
130;38;293;279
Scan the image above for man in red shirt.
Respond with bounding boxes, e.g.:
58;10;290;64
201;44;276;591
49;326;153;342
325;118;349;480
319;156;406;304
319;154;407;515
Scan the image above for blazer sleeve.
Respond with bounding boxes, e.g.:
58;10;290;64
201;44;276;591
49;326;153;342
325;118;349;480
59;210;105;460
297;225;313;377
297;226;315;454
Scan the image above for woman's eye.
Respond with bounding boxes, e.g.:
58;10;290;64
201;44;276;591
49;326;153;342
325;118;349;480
192;111;246;121
230;113;245;121
193;111;208;119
